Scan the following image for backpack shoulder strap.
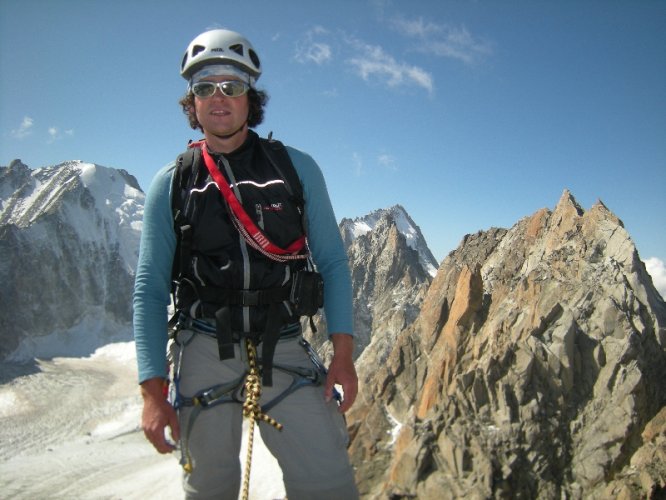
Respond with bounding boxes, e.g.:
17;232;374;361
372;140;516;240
259;135;309;237
259;136;304;206
171;145;203;289
172;145;201;215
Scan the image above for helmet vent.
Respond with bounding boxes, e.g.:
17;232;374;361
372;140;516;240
249;49;260;69
191;44;206;57
229;43;244;56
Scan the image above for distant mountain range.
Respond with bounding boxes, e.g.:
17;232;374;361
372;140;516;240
2;159;665;498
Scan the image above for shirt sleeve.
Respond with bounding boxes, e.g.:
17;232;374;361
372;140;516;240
286;146;354;337
133;163;177;383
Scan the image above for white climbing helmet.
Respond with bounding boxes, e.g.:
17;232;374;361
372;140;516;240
180;29;261;83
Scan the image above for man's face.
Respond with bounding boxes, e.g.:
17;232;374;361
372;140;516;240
193;75;250;139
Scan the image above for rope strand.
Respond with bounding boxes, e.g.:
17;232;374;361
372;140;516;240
241;340;283;500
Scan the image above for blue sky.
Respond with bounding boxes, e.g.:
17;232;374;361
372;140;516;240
1;0;665;279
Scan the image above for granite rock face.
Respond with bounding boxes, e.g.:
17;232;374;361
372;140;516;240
347;190;666;499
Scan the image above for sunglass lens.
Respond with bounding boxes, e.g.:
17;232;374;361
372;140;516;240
192;82;216;97
192;81;248;98
221;81;247;97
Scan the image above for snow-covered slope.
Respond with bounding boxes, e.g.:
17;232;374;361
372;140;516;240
0;159;144;360
0;341;284;499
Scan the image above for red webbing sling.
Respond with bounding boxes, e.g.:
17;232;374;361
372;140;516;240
192;140;307;260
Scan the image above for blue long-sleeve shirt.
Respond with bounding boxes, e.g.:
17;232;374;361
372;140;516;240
133;145;353;383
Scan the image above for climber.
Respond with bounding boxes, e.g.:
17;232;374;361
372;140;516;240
133;28;359;499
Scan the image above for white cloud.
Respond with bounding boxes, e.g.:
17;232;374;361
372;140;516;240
292;25;435;95
294;26;333;65
645;257;666;299
47;126;74;144
391;16;493;65
9;117;73;143
346;37;434;94
428;26;493;65
11;116;34;139
377;153;398;171
304;42;332;65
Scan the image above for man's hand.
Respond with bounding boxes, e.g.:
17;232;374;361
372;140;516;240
140;377;180;453
325;333;358;413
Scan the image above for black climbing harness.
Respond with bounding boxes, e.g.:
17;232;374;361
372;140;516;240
168;321;333;479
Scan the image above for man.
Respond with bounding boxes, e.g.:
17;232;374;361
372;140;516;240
133;29;359;499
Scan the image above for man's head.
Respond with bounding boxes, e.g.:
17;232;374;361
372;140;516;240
179;29;268;133
181;29;261;84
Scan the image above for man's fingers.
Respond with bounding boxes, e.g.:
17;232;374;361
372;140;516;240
170;412;181;442
337;379;357;413
324;376;335;402
325;370;357;413
142;398;179;454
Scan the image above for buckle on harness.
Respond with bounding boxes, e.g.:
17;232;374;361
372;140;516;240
193;388;218;408
240;290;261;306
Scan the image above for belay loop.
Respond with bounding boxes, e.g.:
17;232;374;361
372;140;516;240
241;339;283;500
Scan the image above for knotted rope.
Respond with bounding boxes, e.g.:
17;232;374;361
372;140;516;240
241;339;283;500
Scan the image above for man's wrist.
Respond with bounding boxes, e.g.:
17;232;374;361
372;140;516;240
140;377;167;400
330;333;354;357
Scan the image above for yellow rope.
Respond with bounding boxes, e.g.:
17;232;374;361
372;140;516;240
241;340;283;500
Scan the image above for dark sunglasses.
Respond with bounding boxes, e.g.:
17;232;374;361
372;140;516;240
191;80;250;98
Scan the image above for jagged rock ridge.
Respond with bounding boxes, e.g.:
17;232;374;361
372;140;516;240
341;205;438;278
306;205;438;362
0;159;144;360
347;190;666;499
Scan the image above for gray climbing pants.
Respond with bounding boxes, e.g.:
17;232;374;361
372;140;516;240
172;332;359;500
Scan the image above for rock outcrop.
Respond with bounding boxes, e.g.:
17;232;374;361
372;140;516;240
347;190;666;499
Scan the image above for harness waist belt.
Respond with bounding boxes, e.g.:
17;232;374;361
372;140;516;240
175;313;301;341
195;285;291;307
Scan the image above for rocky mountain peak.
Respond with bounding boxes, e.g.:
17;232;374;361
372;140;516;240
6;158;30;172
348;189;666;499
306;205;438;361
340;204;438;278
1;159;32;202
0;160;144;360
